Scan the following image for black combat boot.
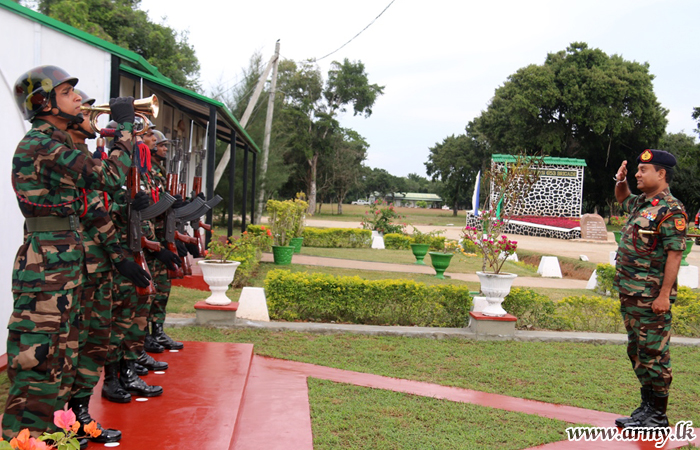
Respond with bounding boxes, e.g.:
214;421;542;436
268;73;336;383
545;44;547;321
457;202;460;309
119;359;163;397
615;386;652;427
152;322;184;350
68;396;122;443
144;333;165;353
136;350;168;371
101;362;131;403
133;361;149;376
622;394;669;428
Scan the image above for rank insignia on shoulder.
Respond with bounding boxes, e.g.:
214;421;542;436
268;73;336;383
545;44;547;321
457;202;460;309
651;199;659;206
675;218;686;231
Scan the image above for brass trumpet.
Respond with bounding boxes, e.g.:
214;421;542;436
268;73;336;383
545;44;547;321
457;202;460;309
81;95;159;135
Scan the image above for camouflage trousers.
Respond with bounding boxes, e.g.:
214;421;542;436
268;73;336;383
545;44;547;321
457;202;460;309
70;271;113;401
620;294;673;396
2;288;80;439
147;257;171;325
105;272;149;364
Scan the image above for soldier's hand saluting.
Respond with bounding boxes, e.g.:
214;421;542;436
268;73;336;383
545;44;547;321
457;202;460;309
615;160;628;182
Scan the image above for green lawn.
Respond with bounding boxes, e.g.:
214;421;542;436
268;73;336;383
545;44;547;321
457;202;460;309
166;327;700;425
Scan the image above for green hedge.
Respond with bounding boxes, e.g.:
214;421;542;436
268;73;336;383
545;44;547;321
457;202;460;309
264;269;472;327
384;233;445;251
248;225;372;248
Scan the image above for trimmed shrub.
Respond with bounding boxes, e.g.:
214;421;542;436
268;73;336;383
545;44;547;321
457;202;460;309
264;269;472;327
503;288;559;329
556;295;623;333
303;227;372;248
384;233;410;250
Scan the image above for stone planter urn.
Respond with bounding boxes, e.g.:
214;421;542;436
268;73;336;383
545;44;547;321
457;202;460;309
198;260;241;306
428;252;453;279
476;271;518;317
410;243;430;265
272;245;295;265
290;236;304;253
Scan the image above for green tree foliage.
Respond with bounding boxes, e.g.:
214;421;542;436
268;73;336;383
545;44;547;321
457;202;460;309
276;58;383;214
474;42;668;212
33;0;200;90
425;128;489;216
659;132;700;216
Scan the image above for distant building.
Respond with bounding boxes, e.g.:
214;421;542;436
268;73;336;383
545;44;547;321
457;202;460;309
370;192;443;208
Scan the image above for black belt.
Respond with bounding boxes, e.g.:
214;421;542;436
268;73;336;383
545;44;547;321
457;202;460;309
25;216;80;232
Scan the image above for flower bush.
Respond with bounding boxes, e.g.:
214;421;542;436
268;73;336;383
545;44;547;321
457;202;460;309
291;193;309;238
608;214;628;227
266;199;305;246
360;199;406;235
462;209;518;273
0;409;101;450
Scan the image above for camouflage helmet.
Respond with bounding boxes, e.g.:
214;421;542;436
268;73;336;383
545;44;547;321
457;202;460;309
74;88;95;106
153;130;170;146
14;65;78;121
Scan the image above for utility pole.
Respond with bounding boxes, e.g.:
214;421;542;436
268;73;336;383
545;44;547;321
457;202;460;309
213;43;280;190
254;40;280;223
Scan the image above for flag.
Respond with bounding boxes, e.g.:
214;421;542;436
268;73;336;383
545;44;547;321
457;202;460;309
472;171;481;217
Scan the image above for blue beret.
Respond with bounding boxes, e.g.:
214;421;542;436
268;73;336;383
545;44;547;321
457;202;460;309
636;149;677;168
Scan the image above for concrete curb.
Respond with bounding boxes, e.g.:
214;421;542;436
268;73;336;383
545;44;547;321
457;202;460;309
165;318;700;347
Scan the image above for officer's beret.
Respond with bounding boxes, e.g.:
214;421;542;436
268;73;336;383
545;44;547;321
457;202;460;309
636;149;677;169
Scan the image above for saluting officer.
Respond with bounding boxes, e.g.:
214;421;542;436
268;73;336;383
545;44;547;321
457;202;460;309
613;149;686;429
4;65;142;440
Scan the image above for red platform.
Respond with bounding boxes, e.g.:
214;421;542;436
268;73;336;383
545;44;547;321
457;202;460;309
89;341;253;449
469;311;518;321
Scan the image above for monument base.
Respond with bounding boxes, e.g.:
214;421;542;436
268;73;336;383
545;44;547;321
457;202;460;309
237;287;270;321
678;265;699;289
194;301;239;326
467;311;517;340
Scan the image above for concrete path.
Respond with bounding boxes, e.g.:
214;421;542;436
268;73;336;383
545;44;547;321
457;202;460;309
282;218;700;267
261;252;589;289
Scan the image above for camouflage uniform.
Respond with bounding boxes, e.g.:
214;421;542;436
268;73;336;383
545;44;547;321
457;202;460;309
105;169;156;365
147;160;171;327
3;120;132;439
68;143;124;402
614;187;687;396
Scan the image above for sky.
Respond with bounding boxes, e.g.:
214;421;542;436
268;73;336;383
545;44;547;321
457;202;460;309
140;0;700;178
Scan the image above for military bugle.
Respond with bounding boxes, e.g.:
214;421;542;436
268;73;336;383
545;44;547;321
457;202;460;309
82;95;159;135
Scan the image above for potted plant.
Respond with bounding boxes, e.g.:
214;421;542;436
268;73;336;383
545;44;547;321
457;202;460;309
266;198;297;265
409;226;443;265
199;231;242;305
289;193;309;254
428;240;460;279
462;154;541;316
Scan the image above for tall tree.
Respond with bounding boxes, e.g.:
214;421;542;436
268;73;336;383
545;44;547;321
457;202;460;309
33;0;201;90
474;42;668;212
329;128;368;214
276;58;383;214
425;127;488;216
659;132;700;216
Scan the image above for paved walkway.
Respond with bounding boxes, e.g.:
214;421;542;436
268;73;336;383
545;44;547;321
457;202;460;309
260;253;590;289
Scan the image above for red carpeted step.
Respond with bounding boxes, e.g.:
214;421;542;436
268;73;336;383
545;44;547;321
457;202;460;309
89;342;253;449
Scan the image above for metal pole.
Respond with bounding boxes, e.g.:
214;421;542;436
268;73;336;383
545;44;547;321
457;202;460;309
205;105;217;246
251;151;257;225
241;144;249;233
227;132;237;237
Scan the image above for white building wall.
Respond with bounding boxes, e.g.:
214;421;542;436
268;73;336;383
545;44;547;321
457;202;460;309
0;8;112;355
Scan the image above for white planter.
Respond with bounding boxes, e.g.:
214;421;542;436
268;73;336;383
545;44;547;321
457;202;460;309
476;271;518;317
198;260;241;306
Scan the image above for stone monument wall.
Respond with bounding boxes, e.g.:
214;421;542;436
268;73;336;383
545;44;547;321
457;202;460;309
491;162;584;217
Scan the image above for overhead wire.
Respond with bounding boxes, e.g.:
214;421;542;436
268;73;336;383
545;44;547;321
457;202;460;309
313;0;396;62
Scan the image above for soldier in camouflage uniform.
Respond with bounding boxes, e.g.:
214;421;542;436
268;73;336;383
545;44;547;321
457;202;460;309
146;130;185;352
63;89;132;444
613;149;686;429
3;65;150;440
102;125;180;402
